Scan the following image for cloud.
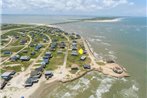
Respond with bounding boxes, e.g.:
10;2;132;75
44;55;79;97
2;0;134;12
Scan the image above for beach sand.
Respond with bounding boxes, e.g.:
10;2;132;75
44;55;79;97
84;18;122;23
30;80;59;98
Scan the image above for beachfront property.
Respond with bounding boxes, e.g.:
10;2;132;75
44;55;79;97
0;24;129;97
44;71;53;79
1;70;16;80
80;56;86;61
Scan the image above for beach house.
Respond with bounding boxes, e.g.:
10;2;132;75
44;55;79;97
20;56;30;61
10;55;20;61
30;70;42;78
59;42;66;48
1;70;16;81
71;50;78;56
83;64;91;69
80;56;86;61
3;51;12;55
44;71;53;79
24;78;33;87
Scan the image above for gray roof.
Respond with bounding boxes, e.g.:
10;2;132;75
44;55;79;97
45;52;51;55
71;51;78;55
20;56;30;60
81;56;86;59
1;72;12;77
45;71;53;75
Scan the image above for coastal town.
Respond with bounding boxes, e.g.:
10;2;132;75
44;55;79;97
0;24;129;98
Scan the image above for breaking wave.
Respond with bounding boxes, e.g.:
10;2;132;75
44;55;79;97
89;76;115;98
120;80;139;98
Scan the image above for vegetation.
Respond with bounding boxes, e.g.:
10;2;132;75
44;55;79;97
1;24;32;30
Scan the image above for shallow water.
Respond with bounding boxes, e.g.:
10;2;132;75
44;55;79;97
2;15;146;98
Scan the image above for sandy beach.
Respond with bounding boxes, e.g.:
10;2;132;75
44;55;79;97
84;18;122;23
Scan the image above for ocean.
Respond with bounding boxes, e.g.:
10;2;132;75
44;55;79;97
2;15;146;98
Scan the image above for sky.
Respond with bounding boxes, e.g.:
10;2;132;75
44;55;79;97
1;0;146;16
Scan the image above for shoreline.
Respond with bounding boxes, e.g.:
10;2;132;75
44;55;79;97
1;23;129;98
83;18;122;23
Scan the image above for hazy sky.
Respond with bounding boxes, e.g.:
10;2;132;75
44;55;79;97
1;0;146;16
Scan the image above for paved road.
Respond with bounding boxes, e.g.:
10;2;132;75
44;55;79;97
0;35;32;65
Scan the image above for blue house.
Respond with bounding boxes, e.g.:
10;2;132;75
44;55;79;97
10;55;20;61
45;52;52;58
3;51;12;55
43;59;49;64
40;62;46;68
1;71;16;81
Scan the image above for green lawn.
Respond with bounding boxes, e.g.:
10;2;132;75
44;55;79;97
45;49;65;70
4;65;22;72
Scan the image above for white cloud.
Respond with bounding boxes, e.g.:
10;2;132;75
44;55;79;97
2;0;134;12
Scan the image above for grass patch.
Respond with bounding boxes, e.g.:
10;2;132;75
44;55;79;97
67;51;91;68
45;50;65;70
97;62;105;65
4;66;22;72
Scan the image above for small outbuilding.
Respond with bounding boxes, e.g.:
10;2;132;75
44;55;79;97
83;64;91;69
44;71;53;79
71;51;78;56
80;56;86;61
3;51;12;55
20;56;30;61
10;55;20;61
